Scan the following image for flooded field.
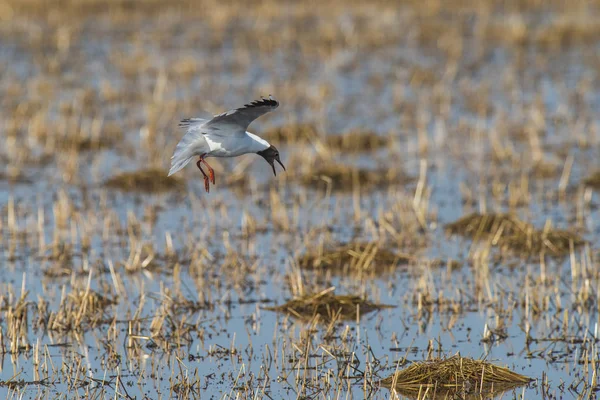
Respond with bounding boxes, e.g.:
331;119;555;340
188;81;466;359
0;0;599;398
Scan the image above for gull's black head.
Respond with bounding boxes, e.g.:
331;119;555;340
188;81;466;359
257;145;286;176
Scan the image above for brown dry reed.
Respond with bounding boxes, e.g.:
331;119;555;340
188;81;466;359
380;354;531;399
3;292;30;354
48;289;115;333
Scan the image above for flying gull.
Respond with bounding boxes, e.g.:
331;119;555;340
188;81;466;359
168;96;285;192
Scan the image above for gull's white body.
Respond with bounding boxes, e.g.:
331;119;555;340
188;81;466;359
203;132;270;158
168;97;278;176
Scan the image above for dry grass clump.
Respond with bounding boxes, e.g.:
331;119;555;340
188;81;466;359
531;160;560;179
104;168;185;193
500;229;584;258
445;213;530;240
53;133;121;152
534;15;600;48
298;163;412;191
36;121;123;152
380;354;531;398
265;289;392;322
0;169;32;184
264;126;388;153
2;292;30;353
298;242;413;274
263;124;319;144
583;171;600;190
47;289;115;332
324;130;389;153
446;213;585;258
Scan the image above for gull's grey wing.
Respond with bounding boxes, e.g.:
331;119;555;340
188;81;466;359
178;118;208;129
204;96;279;136
177;108;214;130
178;108;214;127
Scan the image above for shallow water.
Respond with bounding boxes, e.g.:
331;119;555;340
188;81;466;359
0;1;600;399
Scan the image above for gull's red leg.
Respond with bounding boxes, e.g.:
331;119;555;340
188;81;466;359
201;158;215;184
196;159;210;193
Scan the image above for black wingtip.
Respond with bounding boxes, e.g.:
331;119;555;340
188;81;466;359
179;118;192;128
244;96;279;109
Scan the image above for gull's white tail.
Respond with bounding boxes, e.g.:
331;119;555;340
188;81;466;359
168;151;194;176
168;118;209;176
